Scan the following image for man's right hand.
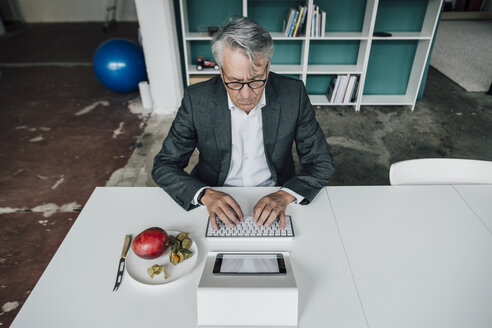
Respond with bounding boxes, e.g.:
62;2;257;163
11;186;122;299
200;189;244;230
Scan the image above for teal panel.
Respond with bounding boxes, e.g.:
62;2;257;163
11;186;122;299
375;0;429;32
187;0;242;32
189;41;214;64
272;41;302;65
248;0;305;33
363;40;417;95
306;75;336;95
309;41;360;65
317;0;367;32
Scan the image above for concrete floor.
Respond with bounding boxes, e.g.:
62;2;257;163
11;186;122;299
1;22;492;327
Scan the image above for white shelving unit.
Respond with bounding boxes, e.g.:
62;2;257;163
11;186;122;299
178;0;443;111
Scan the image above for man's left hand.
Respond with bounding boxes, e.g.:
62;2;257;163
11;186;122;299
253;190;296;229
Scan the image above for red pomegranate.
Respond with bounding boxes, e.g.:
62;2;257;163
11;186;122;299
132;227;170;259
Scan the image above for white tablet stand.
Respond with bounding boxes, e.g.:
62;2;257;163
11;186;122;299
197;252;298;327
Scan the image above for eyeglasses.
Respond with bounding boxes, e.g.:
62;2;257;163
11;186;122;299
224;79;267;90
221;67;268;90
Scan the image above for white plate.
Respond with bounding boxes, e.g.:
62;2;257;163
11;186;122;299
126;231;198;285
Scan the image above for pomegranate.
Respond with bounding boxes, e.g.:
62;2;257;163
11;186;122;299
132;227;170;259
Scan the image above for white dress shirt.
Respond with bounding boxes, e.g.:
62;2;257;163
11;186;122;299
193;90;303;205
224;90;274;187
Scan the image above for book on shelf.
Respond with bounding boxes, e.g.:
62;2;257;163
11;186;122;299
284;5;308;38
326;75;360;104
326;77;338;103
311;4;326;37
317;9;323;37
292;6;304;37
320;10;326;37
311;5;318;37
284;8;299;37
335;75;350;103
350;78;359;103
295;5;308;37
343;75;358;103
284;8;296;37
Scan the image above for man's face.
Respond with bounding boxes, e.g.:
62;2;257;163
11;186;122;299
220;47;269;113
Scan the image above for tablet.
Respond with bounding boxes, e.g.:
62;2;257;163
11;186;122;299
213;253;286;275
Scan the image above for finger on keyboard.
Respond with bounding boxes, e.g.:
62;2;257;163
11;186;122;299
206;215;294;238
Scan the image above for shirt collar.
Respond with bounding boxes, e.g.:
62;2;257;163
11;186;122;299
227;89;266;113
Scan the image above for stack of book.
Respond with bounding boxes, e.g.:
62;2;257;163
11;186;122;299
311;4;326;37
284;5;308;37
284;4;327;38
326;75;359;104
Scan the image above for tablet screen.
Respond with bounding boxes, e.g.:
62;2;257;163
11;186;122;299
213;253;286;275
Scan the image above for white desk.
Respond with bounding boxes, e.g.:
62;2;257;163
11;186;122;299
326;185;492;328
11;187;366;328
453;184;492;234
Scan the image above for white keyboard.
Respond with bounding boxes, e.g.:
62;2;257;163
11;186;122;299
205;215;295;238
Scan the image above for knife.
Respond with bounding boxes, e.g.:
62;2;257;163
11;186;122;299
112;234;132;291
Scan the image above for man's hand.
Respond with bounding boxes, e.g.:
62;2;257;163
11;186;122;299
201;189;244;230
253;190;296;229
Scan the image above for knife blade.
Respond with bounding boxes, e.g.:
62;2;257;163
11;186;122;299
112;234;132;291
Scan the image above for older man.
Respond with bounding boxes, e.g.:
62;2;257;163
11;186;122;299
152;17;334;230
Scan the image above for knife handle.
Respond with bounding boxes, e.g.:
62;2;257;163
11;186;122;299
121;234;132;258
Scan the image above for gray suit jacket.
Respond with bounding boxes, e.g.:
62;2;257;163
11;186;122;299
152;72;335;210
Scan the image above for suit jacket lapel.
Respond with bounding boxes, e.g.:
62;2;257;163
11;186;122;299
210;82;232;185
262;81;281;182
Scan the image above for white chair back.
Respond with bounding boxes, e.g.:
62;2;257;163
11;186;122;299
389;158;492;185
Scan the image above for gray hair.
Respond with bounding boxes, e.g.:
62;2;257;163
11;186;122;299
211;17;274;71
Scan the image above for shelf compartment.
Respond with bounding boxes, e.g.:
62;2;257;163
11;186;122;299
271;40;304;66
374;0;442;36
308;40;367;67
316;0;369;33
363;40;418;96
306;74;336;95
183;0;242;35
248;0;307;35
187;41;214;67
307;74;361;105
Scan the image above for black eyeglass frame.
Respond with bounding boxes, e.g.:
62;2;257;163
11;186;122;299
220;67;269;91
223;78;268;90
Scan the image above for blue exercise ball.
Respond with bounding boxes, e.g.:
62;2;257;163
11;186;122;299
93;38;147;93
